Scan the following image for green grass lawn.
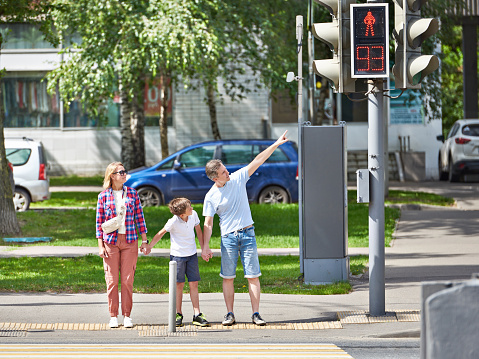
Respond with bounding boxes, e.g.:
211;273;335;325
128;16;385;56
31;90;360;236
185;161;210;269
0;186;453;294
18;202;400;248
0;255;357;295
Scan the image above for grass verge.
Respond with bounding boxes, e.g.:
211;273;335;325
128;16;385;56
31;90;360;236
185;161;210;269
11;203;400;248
0;255;365;295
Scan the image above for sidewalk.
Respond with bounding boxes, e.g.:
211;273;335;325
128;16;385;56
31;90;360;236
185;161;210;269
1;181;478;342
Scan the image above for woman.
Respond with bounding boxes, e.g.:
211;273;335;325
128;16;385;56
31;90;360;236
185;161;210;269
96;162;148;328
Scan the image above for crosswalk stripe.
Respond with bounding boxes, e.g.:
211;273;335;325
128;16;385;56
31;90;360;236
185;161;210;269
0;344;353;358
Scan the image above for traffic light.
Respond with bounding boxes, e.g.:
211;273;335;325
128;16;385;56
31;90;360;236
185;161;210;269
350;4;389;79
312;0;355;93
392;0;439;89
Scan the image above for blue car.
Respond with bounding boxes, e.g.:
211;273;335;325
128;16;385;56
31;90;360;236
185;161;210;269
125;139;298;207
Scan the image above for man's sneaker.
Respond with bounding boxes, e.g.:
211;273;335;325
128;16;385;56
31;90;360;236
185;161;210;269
109;317;118;328
123;316;133;328
192;313;210;327
222;312;236;326
176;313;184;327
252;312;266;326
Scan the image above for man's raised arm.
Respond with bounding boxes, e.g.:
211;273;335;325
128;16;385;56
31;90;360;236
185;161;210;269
247;130;289;177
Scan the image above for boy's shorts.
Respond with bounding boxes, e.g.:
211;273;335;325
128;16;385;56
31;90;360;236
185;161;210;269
170;253;201;283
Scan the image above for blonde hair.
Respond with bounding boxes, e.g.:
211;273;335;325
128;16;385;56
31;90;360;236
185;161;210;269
205;159;223;180
103;162;124;189
168;197;191;216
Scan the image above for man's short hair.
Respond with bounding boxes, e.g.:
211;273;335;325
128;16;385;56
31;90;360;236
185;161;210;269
205;159;223;180
168;197;191;216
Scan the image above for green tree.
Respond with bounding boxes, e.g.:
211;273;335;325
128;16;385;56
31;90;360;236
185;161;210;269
0;0;56;235
48;0;216;163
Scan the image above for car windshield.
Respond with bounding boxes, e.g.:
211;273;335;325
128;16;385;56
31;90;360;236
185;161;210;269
6;148;32;166
462;124;479;137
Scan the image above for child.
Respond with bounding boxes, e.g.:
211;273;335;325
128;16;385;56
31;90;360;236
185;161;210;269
144;197;210;327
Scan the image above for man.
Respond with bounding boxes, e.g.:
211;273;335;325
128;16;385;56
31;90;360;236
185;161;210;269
202;131;289;326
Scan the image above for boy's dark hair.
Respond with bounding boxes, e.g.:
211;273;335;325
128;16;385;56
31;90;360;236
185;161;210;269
168;197;191;216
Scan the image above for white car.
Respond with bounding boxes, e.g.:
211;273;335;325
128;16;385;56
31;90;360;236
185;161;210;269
437;119;479;182
5;137;50;211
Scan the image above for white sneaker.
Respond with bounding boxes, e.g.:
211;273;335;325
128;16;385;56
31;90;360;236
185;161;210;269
109;317;118;328
123;316;133;328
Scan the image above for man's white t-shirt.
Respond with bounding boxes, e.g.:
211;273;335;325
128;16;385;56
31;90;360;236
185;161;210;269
164;210;200;257
203;167;254;236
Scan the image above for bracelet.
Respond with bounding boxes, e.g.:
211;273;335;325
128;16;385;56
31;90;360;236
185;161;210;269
142;240;149;244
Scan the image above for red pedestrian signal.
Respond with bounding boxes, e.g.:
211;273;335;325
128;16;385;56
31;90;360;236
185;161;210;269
350;4;389;78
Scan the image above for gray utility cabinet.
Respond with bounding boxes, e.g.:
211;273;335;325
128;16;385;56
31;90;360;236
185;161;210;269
302;125;349;284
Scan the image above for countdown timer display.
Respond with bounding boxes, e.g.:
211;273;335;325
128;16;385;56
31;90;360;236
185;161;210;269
350;4;389;78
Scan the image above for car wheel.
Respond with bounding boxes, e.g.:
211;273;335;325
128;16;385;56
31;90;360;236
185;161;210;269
258;186;289;204
448;158;460;182
137;187;162;207
13;188;31;212
438;155;448;181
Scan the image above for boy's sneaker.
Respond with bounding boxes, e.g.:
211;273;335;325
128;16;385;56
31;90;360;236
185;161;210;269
176;313;184;327
222;312;236;326
252;312;266;326
192;313;210;327
109;317;118;328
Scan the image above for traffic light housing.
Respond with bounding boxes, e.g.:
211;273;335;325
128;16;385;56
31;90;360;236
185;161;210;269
350;4;389;79
312;0;355;93
393;0;439;89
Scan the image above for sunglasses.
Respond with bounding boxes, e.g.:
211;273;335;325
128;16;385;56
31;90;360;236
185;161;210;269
112;170;128;176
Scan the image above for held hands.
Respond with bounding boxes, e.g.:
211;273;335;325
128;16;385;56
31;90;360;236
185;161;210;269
140;242;151;255
201;246;214;262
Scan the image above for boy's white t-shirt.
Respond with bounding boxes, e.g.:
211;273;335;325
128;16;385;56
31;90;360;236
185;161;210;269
164;209;200;257
203;167;254;236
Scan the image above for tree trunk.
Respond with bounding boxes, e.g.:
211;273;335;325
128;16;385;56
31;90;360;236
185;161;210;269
0;36;21;235
159;75;169;159
207;83;221;140
130;79;145;169
119;84;135;171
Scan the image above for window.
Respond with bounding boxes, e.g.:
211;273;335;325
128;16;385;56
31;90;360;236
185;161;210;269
221;145;253;165
179;146;216;168
0;24;56;50
157;158;175;170
2;72;120;128
462;124;479;137
254;145;289;163
6;148;32;166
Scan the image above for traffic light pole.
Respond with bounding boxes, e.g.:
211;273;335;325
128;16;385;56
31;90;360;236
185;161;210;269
368;79;386;316
297;15;304;274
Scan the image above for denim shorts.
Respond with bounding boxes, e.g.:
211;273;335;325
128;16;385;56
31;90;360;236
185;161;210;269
220;226;261;279
170;254;201;283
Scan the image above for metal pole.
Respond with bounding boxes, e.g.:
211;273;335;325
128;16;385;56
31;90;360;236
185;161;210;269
297;15;304;273
168;260;177;333
308;2;315;123
368;80;385;316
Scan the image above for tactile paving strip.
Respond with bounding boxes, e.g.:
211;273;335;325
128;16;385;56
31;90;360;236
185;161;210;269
0;321;343;332
337;310;421;324
0;329;26;337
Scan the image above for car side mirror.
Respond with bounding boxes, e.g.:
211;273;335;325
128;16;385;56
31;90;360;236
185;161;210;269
436;134;445;142
173;160;182;170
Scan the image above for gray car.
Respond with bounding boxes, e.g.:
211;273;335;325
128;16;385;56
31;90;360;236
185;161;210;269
437;119;479;182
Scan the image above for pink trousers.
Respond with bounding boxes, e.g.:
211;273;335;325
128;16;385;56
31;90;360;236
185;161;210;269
103;234;138;317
